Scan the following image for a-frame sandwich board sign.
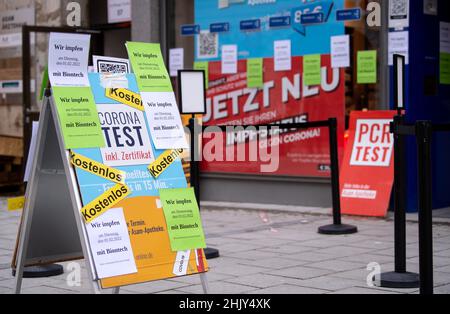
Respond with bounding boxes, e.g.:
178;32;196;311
13;90;102;294
12;89;210;294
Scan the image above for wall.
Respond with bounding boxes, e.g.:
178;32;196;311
403;0;450;212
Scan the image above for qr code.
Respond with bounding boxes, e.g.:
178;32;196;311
197;31;218;59
98;62;128;74
390;0;408;18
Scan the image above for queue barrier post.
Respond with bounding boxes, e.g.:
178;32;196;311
377;115;419;288
416;121;434;295
317;118;358;235
189;117;220;260
197;118;357;236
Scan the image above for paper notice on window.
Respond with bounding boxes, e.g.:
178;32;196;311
107;0;131;24
388;31;409;65
85;207;137;279
389;0;409;29
141;92;188;149
331;35;350;68
169;48;184;77
440;22;450;54
221;45;238;74
48;32;91;87
274;40;291;72
93;55;130;74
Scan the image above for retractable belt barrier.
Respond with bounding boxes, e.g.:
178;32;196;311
187;117;358;236
390;117;450;295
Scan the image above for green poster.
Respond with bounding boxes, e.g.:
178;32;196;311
39;66;49;101
247;58;263;88
357;50;377;84
194;61;209;89
126;42;173;92
440;53;450;85
303;54;321;86
159;188;207;251
52;87;105;149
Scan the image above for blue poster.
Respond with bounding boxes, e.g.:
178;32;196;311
73;73;187;205
195;0;345;60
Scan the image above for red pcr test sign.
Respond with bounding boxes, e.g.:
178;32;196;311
340;111;396;217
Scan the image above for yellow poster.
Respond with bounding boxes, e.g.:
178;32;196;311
100;196;208;288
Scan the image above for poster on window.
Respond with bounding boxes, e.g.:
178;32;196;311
195;0;345;177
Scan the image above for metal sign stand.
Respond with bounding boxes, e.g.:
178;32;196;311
13;92;210;294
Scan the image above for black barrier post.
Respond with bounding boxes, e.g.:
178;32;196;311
377;115;419;288
318;118;358;235
189;117;220;260
416;121;434;295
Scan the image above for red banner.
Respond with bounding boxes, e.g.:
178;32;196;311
340;111;396;217
200;55;345;177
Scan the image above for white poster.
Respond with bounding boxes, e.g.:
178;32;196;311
424;0;438;15
172;250;191;276
221;44;238;74
85;207;137;279
107;0;131;24
93;55;130;74
331;35;350;68
97;104;154;166
169;48;184;77
388;31;409;65
274;40;291;72
440;22;450;54
48;33;91;87
141;92;189;149
389;0;409;29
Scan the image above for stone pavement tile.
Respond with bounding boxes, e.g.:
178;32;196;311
155;289;190;294
294;276;364;291
226;250;280;261
117;280;192;294
435;284;450;294
283;251;337;263
338;253;394;265
256;243;316;255
212;263;269;277
345;239;394;250
245;284;328;295
293;238;339;249
435;249;450;258
258;229;324;242
224;273;302;289
436;265;450;273
237;257;309;270
168;271;234;284
0;255;12;264
22;285;78;294
0;248;11;256
308;260;364;272
267;266;335;280
314;246;373;258
370;246;419;258
0;238;16;250
209;242;266;254
0;277;61;290
328;286;401;294
371;285;419;294
408;256;450;267
331;267;371;281
176;281;256;294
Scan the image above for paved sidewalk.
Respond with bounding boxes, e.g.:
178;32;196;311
1;197;450;294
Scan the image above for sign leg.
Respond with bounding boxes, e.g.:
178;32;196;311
200;272;210;294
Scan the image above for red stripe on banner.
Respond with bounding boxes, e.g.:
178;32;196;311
196;249;205;272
